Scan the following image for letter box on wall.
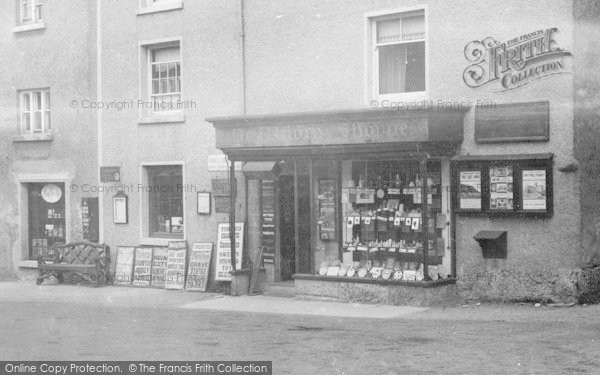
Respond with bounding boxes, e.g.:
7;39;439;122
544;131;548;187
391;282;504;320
473;231;507;259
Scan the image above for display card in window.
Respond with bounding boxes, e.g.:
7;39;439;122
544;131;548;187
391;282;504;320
489;166;513;210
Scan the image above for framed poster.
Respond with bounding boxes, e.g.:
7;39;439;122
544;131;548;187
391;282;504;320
165;241;187;290
489;166;513;210
459;170;481;210
150;247;168;287
132;247;153;286
522;170;547;210
186;243;213;292
114;247;135;285
113;193;128;224
215;222;245;281
197;192;211;214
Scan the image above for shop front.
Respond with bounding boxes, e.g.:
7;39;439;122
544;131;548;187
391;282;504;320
209;107;467;305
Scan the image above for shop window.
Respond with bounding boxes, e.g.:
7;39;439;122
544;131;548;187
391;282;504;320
18;0;42;26
27;183;65;259
369;9;426;98
19;89;50;134
340;160;445;281
145;165;184;239
453;155;553;216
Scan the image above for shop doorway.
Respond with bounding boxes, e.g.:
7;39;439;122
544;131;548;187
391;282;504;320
278;175;311;280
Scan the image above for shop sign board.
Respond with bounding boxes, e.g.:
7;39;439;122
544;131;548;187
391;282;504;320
186;243;213;292
215;223;244;281
100;166;121;182
215;118;428;149
475;101;549;143
114;247;135;285
150;247;168;287
207;155;242;172
165;241;187;290
132;247;153;286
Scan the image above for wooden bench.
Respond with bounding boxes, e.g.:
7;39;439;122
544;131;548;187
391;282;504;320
37;242;111;286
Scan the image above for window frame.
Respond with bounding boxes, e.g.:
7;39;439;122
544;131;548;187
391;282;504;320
365;6;429;104
148;46;182;114
139;38;184;121
452;157;553;217
19;88;51;135
139;162;186;246
19;0;42;26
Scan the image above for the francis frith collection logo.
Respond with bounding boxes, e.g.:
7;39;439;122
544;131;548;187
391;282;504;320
463;28;572;91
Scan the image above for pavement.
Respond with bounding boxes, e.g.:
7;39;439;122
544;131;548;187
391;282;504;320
1;281;600;374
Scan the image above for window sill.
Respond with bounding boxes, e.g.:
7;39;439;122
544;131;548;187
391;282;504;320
138;113;185;125
137;0;183;15
13;133;53;143
139;237;185;247
12;22;46;33
19;260;39;269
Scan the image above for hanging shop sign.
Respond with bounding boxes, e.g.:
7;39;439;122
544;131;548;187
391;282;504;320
215;223;244;281
41;184;62;203
463;28;572;91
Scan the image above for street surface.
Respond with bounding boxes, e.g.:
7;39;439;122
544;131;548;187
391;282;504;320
0;282;599;374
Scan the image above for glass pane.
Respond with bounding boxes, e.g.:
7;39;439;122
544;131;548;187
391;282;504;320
402;15;425;40
152;64;159;79
22;92;31;111
147;165;183;238
44;91;50;110
168;78;178;93
160;78;168;93
33;112;42;131
159;63;168;79
35;4;42;21
405;42;426;92
32;91;41;110
22;113;31;132
152;79;159;94
44;111;50;130
377;19;401;43
379;44;406;94
168;62;177;79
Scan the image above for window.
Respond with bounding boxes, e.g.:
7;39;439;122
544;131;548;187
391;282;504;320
146;165;183;239
19;0;42;25
148;45;181;113
369;9;426;97
20;89;50;134
453;155;553;216
27;183;65;260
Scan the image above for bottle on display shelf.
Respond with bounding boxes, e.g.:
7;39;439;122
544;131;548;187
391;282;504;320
394;173;401;188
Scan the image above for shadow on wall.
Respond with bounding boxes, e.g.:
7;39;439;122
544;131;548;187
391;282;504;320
0;206;19;281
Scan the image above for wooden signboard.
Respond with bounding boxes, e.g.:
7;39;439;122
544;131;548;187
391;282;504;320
186;243;213;292
132;247;153;286
215;223;244;281
165;241;187;290
475;101;549;143
114;247;135;285
150;247;168;287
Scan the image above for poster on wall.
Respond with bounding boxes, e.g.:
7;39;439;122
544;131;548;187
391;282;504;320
522;170;547;210
150;247;168;287
114;247;135;285
165;241;187;290
215;223;245;281
186;243;213;292
459;171;482;210
132;247;153;286
489;166;513;210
